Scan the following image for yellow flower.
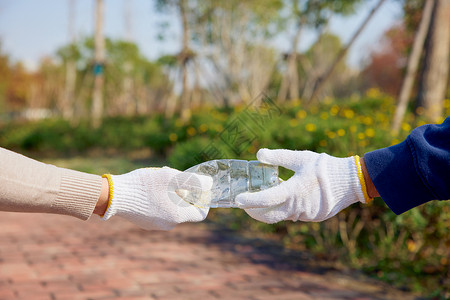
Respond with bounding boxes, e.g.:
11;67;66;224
323;96;333;104
417;120;427;126
187;127;197;136
366;87;381;98
327;131;336;139
169;133;178;142
365;128;375;138
437;116;445;124
330;105;339;116
401;123;411;132
319;140;327;147
390;138;400;146
343;109;355;119
296;110;307;119
363;116;373;125
407;240;416;252
444;99;450;109
357;133;365;140
291;99;301;106
358;140;368;147
199;124;208;132
305;123;316;132
349;125;357;133
320;112;329;120
337;129;346;136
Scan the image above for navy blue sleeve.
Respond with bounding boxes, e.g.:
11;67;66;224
364;116;450;214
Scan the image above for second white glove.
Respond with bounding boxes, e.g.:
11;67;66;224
235;149;366;223
102;167;213;230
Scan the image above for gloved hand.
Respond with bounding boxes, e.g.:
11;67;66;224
235;149;370;223
101;167;213;230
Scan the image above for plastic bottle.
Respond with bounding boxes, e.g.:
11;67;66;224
177;160;279;208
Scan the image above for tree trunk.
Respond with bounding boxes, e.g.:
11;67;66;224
92;0;105;128
278;18;303;103
391;0;434;135
416;0;450;122
121;62;135;116
179;0;192;122
63;61;76;119
62;0;76;120
307;0;387;103
165;92;177;118
122;0;135;116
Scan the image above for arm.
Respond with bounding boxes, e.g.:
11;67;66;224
0;147;102;220
94;177;110;216
0;147;212;230
236;118;449;224
360;157;379;199
364;117;450;214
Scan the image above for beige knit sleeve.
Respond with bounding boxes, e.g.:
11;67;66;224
0;147;102;220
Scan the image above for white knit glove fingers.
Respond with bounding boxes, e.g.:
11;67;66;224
237;172;325;222
235;181;291;209
167;170;213;208
256;148;318;170
102;167;213;231
236;148;365;224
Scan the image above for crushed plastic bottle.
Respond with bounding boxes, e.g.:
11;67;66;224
176;160;279;208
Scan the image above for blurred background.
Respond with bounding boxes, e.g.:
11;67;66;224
0;0;449;298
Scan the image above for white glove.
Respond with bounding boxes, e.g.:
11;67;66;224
101;167;212;230
235;149;368;223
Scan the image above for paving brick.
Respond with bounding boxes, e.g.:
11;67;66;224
0;289;16;299
0;212;418;300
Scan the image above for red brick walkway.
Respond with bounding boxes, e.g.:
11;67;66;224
0;212;418;300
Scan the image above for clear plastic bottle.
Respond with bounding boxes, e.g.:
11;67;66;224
177;160;279;208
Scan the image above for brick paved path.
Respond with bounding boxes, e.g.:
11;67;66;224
0;212;419;300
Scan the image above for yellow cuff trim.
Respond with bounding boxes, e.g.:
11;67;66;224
101;174;114;217
354;156;373;204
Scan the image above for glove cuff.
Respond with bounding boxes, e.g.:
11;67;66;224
323;154;366;206
354;155;373;204
101;172;146;221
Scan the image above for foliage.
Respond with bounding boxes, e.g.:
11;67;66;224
0;74;449;299
167;93;449;297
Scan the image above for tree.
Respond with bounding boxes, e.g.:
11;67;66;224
194;0;283;107
300;33;351;99
92;0;105;128
61;0;77;120
0;44;11;113
416;0;450;122
391;0;433;134
278;0;362;103
156;0;197;121
307;0;387;103
56;37;172;118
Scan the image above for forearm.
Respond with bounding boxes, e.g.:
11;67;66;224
360;157;379;198
0;147;102;220
94;177;110;216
